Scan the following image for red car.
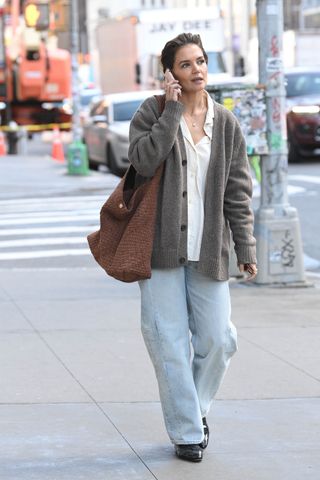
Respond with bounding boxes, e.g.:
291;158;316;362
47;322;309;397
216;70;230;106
285;68;320;162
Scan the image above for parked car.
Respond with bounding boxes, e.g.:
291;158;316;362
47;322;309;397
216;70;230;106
60;86;102;126
285;68;320;162
79;87;102;125
83;90;162;175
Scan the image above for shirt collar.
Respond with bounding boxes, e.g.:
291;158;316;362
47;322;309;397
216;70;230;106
180;90;215;142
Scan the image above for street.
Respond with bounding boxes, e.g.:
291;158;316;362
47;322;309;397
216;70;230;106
0;135;319;273
286;162;320;270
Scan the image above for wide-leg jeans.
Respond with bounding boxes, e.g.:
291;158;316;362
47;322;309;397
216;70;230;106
139;265;238;445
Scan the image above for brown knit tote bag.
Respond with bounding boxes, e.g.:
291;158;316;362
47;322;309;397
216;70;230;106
87;95;165;282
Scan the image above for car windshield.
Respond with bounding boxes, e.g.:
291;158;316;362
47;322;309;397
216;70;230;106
286;72;320;97
113;100;145;121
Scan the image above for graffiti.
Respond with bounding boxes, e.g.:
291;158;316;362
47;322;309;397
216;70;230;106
270;35;279;57
268;70;281;89
271;97;281;124
281;229;296;268
270;133;282;150
268;228;297;275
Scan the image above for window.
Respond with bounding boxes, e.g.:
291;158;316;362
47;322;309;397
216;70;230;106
90;101;108;119
286;72;320;97
113;100;145;121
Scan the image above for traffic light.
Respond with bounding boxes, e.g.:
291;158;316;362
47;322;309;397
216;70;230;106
24;1;49;31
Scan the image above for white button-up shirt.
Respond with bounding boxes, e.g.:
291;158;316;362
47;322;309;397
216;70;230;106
180;91;214;261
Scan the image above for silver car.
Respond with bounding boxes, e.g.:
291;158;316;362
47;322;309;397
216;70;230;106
83;90;162;175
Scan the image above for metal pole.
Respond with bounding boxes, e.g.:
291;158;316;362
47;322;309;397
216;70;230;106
254;0;305;284
229;0;235;75
70;0;81;143
67;0;89;175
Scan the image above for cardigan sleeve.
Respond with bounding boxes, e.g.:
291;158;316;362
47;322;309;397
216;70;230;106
223;121;257;265
128;96;184;177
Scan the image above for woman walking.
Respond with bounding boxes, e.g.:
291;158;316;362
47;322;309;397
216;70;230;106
128;33;257;462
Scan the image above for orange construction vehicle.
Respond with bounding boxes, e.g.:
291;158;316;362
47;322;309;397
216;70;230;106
0;0;71;130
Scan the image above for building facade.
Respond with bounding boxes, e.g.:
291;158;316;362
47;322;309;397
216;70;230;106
86;0;222;86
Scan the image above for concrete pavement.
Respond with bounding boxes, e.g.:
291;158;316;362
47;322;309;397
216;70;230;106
1;264;320;479
0;151;320;479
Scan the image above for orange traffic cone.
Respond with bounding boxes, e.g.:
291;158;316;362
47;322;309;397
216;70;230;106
51;126;65;162
0;130;7;156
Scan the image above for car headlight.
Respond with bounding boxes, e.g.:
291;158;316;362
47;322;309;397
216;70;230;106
291;105;320;114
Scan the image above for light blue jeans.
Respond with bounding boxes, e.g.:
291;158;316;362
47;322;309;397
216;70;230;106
139;264;238;445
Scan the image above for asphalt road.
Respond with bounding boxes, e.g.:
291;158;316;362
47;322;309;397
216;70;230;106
0;134;319;272
286;161;320;269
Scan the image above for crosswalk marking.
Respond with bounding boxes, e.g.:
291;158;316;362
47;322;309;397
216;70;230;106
0;195;102;262
0;249;91;260
0;174;318;264
0;214;97;226
0;209;99;220
0;226;99;236
289;174;320;185
0;237;88;248
0;195;107;206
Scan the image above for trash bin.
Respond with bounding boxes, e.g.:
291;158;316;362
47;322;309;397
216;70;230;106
67;140;89;175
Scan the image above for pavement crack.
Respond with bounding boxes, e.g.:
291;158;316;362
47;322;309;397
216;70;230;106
3;293;158;479
239;333;320;383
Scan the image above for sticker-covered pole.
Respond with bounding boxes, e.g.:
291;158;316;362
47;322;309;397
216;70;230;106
254;0;305;284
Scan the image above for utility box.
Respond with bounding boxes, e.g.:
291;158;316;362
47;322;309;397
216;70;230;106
67;140;89;175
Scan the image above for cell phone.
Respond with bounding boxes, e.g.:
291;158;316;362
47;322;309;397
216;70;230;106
164;68;181;97
164;69;176;82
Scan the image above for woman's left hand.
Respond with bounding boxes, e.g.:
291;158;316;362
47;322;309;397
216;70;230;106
238;263;258;280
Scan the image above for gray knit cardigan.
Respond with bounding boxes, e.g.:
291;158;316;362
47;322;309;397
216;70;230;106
128;95;257;281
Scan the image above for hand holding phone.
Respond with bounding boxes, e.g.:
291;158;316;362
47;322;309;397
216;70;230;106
164;68;181;101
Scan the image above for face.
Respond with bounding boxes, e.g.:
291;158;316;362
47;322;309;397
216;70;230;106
172;44;208;93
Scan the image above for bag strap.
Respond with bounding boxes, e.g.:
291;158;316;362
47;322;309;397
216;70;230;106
154;94;166;115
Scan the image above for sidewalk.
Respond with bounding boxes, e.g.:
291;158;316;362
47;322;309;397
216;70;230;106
0;153;320;479
0;151;118;200
0;268;319;479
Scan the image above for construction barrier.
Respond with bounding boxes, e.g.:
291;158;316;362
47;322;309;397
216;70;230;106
0;130;7;155
51;126;65;163
0;122;72;132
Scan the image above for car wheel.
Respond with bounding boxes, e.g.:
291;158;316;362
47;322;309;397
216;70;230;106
288;139;301;163
107;144;122;176
88;160;99;171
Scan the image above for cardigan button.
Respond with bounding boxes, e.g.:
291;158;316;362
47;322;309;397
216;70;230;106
179;257;186;264
181;225;186;232
119;203;124;209
182;160;187;166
